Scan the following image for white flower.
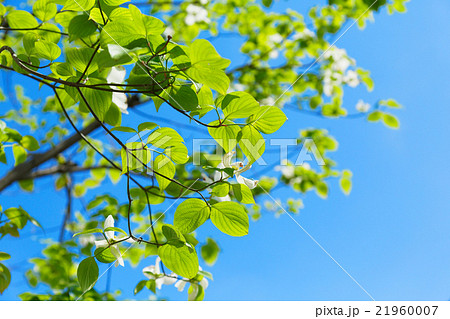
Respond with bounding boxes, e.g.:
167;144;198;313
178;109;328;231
275;164;295;179
268;33;283;44
107;66;128;114
322;69;343;97
269;50;279;59
323;47;352;72
176;269;209;299
260;96;276;106
200;0;209;4
175;279;187;292
213;151;259;189
79;234;95;247
143;257;177;289
94;215;133;267
356;100;371;113
185;4;210;26
293;28;314;40
163;26;174;38
344;70;359;88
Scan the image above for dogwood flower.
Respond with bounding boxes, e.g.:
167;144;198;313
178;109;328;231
175;266;209;299
356;100;371;113
94;215;133;267
107;66;128;114
293;28;315;41
213;151;258;189
142;257;177;289
344;70;360;88
185;4;210;26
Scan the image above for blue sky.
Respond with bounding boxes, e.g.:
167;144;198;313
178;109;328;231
1;0;450;300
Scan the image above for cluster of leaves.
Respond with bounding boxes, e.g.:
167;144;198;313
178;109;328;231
0;0;407;300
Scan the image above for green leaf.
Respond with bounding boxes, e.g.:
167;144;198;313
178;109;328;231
73;228;103;237
153;154;175;191
161;224;185;245
232;183;255;204
382;113;400;129
168;85;199;112
66;47;99;75
210;201;249;237
34;40;61;61
211;183;230;197
77;257;99;292
238;125;265;163
68;14;97;42
63;0;95;11
134;279;147;295
121;142;151;173
164;144;189;164
6;10;39;29
33;0;57;22
12;145;27;165
367;110;383;122
104;227;128;236
100;19;143;48
100;5;164;48
23;32;39;56
380;99;402;108
104;103;122;127
0;252;11;261
50;62;75;79
104;0;130;5
20;135;39;151
110;126;137;133
208;119;240;153
147;127;184;149
186;39;231;95
138;122;158;132
173;199;210;234
18;179;34;192
340;176;352;195
218;92;259;119
0;263;11;295
158;243;199;279
201;238;220;266
262;0;273;7
67;78;112;121
249;106;287;134
94;247;116;264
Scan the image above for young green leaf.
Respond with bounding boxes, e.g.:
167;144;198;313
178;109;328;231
238;125;265;163
249;106;287;134
218;92;260;119
158;244;199;279
147;127;184;149
173;199;210;234
77;257;99;292
200;238;220;266
210;201;249;237
153;154;175;191
186;39;231;95
232;183;255;204
208;120;240;153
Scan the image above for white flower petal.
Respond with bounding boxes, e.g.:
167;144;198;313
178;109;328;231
175;280;187;292
236;174;258;189
110;246;124;267
94;239;108;248
199;277;208;289
112;92;128;114
104;215;115;239
107;66;126;84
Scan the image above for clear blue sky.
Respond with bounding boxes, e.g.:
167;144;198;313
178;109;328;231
1;0;450;301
